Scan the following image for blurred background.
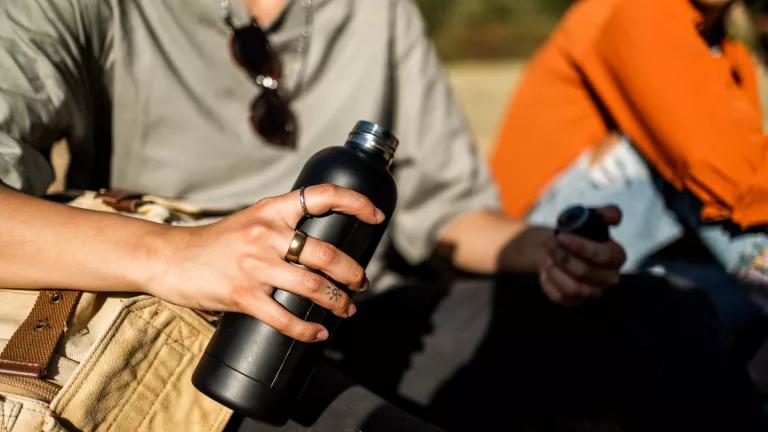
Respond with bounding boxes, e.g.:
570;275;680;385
416;0;572;156
417;0;571;59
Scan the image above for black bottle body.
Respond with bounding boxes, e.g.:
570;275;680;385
193;135;397;425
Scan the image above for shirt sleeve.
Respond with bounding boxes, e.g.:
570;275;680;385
579;0;768;228
0;0;108;195
387;0;501;264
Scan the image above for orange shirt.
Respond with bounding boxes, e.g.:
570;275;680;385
490;0;768;228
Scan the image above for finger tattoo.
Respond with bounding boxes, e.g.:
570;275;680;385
326;284;341;302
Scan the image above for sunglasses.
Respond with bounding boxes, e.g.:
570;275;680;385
229;19;297;148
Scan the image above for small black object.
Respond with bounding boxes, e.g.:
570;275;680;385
556;205;610;243
192;121;399;425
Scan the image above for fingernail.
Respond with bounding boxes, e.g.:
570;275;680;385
374;208;385;223
347;303;357;317
360;278;371;292
316;329;329;341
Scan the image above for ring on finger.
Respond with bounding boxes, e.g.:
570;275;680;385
299;186;310;218
285;230;309;263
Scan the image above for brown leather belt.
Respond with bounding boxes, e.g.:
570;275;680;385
0;290;81;401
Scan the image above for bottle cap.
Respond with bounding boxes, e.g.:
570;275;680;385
557;205;589;234
347;121;399;163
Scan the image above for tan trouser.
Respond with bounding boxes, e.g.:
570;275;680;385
0;296;231;432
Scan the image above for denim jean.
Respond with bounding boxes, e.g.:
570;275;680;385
526;138;768;332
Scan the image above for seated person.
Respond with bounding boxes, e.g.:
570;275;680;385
491;0;768;348
0;0;623;430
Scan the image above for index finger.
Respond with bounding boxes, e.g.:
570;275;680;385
556;233;626;268
282;184;385;227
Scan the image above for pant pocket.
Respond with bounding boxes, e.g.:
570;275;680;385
50;296;231;432
0;392;66;432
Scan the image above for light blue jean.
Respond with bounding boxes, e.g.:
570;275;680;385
526;138;768;333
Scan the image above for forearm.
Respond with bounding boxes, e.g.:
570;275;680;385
441;207;626;307
0;183;390;341
438;209;550;274
0;186;170;292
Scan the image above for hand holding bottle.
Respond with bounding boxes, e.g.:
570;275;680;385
539;205;626;305
148;184;384;342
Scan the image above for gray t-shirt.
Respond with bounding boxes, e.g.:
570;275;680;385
0;0;499;273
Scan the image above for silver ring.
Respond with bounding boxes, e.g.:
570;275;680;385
285;230;308;263
299;186;310;217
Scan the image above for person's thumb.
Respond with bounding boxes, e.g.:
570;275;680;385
598;205;622;226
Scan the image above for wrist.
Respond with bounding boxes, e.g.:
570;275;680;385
129;222;184;296
498;226;553;273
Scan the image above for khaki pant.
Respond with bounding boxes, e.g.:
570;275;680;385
1;296;231;432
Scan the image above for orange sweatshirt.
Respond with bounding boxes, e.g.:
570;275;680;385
490;0;768;228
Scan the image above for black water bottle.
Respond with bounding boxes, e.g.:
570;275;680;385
556;205;610;242
192;121;398;425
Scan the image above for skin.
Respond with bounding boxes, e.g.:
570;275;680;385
244;0;289;27
0;184;379;343
0;183;624;336
441;207;625;306
0;0;627;341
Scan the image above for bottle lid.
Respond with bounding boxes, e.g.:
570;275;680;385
347;121;399;163
556;205;589;233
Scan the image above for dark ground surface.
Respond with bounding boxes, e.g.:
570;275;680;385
325;270;768;432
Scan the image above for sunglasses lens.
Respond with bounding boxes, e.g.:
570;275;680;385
231;21;296;147
231;25;282;78
251;91;297;148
